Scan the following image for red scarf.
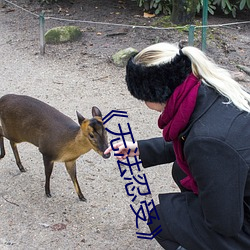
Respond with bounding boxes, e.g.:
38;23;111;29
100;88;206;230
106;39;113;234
158;73;201;194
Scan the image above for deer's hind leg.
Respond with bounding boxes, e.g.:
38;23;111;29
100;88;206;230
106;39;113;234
43;155;54;198
65;161;86;202
0;126;5;159
10;141;26;172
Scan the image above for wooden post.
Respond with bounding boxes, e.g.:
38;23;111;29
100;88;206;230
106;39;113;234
202;0;208;51
188;25;195;46
39;11;45;55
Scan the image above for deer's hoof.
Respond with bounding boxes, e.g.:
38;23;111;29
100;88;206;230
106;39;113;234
79;196;87;202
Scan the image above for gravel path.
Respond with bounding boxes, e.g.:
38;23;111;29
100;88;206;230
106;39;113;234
0;1;249;249
0;4;175;250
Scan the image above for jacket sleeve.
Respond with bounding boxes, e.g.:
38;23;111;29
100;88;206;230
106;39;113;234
185;136;248;237
137;137;175;168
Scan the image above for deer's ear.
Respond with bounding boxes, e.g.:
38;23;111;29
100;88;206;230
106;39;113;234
92;106;102;118
76;111;85;125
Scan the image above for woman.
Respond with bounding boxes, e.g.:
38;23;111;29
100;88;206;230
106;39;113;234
104;42;250;250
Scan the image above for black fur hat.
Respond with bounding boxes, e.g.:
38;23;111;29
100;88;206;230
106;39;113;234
125;52;192;103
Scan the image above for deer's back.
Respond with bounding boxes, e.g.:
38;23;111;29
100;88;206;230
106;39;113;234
0;94;79;147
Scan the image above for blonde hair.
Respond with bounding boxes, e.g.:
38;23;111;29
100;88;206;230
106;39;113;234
134;42;250;113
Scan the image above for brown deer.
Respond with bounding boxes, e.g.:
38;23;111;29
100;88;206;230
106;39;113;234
0;94;110;201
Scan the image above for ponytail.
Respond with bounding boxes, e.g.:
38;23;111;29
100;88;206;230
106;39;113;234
182;46;250;112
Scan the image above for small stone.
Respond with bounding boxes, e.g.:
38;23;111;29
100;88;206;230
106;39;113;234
45;26;82;44
112;47;138;67
231;71;247;82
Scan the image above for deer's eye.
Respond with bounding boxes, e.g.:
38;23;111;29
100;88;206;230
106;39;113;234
89;133;94;139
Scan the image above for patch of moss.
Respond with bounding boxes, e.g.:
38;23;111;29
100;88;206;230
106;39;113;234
152;16;172;28
153;16;202;29
45;26;82;44
152;16;192;33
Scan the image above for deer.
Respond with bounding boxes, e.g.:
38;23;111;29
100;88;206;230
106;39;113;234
0;94;110;201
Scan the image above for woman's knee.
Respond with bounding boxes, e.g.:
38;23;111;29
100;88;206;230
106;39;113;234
148;204;162;233
148;204;179;250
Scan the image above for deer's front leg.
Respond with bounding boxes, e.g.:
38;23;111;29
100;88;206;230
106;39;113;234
65;160;86;202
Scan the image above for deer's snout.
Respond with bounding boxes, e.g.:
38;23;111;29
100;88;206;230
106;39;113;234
102;152;111;159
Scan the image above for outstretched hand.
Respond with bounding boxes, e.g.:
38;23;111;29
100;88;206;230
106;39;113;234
104;141;139;160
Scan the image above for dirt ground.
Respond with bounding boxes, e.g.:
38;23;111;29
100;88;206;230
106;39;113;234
0;0;249;249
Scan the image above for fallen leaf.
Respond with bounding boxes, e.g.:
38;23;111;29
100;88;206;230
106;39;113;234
51;223;67;231
143;12;155;18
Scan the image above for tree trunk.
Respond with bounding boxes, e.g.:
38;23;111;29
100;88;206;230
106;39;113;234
171;0;198;25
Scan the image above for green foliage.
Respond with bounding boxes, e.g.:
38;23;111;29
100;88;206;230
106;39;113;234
135;0;250;18
239;0;250;9
135;0;172;15
197;0;216;15
213;0;238;17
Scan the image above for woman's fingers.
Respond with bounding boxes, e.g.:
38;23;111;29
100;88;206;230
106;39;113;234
104;141;138;159
104;146;113;155
104;141;125;155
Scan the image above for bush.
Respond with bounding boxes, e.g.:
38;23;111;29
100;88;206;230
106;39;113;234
135;0;250;18
135;0;172;15
212;0;250;17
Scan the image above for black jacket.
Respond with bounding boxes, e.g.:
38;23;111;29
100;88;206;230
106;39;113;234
138;84;250;249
